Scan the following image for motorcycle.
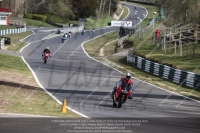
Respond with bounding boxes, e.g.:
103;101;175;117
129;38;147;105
43;52;50;64
61;36;66;43
68;32;72;38
112;84;131;108
82;30;85;35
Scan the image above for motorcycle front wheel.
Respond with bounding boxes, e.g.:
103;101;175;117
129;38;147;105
117;95;124;108
44;57;47;64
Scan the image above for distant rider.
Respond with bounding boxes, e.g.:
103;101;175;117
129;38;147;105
82;29;85;35
42;47;51;58
68;31;72;38
61;34;67;43
92;29;95;34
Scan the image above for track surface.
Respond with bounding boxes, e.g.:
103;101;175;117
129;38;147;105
1;3;200;133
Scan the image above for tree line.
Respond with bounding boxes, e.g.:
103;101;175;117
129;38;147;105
157;0;200;26
20;0;119;20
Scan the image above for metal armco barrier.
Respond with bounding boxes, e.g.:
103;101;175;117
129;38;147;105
127;52;200;90
0;38;5;49
0;27;26;36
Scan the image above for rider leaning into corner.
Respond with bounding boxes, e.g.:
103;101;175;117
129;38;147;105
112;73;134;100
42;47;51;58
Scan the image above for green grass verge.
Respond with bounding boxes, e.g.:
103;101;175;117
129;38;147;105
0;26;16;30
0;53;32;75
83;31;119;57
103;39;134;56
116;4;123;16
10;17;54;27
0;39;81;118
5;31;32;51
104;41;118;56
118;6;129;20
122;2;200;74
119;1;200;75
0;85;81;117
84;16;112;30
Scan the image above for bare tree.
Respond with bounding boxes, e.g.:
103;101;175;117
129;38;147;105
101;0;109;17
108;0;112;16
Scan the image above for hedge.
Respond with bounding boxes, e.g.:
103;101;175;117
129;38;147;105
44;14;69;23
25;14;33;19
25;14;47;22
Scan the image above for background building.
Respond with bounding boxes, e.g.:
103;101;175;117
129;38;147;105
0;0;12;25
0;0;24;15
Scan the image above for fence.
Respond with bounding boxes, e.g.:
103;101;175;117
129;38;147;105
127;52;200;90
0;27;26;36
0;38;5;49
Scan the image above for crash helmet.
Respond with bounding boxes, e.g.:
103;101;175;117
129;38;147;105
126;73;131;80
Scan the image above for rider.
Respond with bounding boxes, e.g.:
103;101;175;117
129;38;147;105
82;29;85;35
68;31;72;35
42;47;51;58
112;73;134;100
62;34;67;40
92;29;95;34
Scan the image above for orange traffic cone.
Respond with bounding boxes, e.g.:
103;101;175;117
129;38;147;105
61;99;67;113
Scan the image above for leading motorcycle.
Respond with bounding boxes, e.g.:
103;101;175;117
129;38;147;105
112;84;131;108
43;52;50;64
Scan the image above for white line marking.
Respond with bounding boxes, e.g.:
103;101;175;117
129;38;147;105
20;30;35;52
21;56;89;118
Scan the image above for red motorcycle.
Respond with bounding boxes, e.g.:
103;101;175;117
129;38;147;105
112;84;131;108
68;32;72;38
43;52;50;64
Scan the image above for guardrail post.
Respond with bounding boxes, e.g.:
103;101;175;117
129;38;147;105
179;33;182;56
174;41;176;54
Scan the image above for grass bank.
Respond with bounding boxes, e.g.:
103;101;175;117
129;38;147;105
4;31;32;51
0;53;31;75
122;2;200;74
83;31;118;57
0;26;15;30
10;16;54;27
118;6;129;20
0;84;81;117
0;36;81;118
